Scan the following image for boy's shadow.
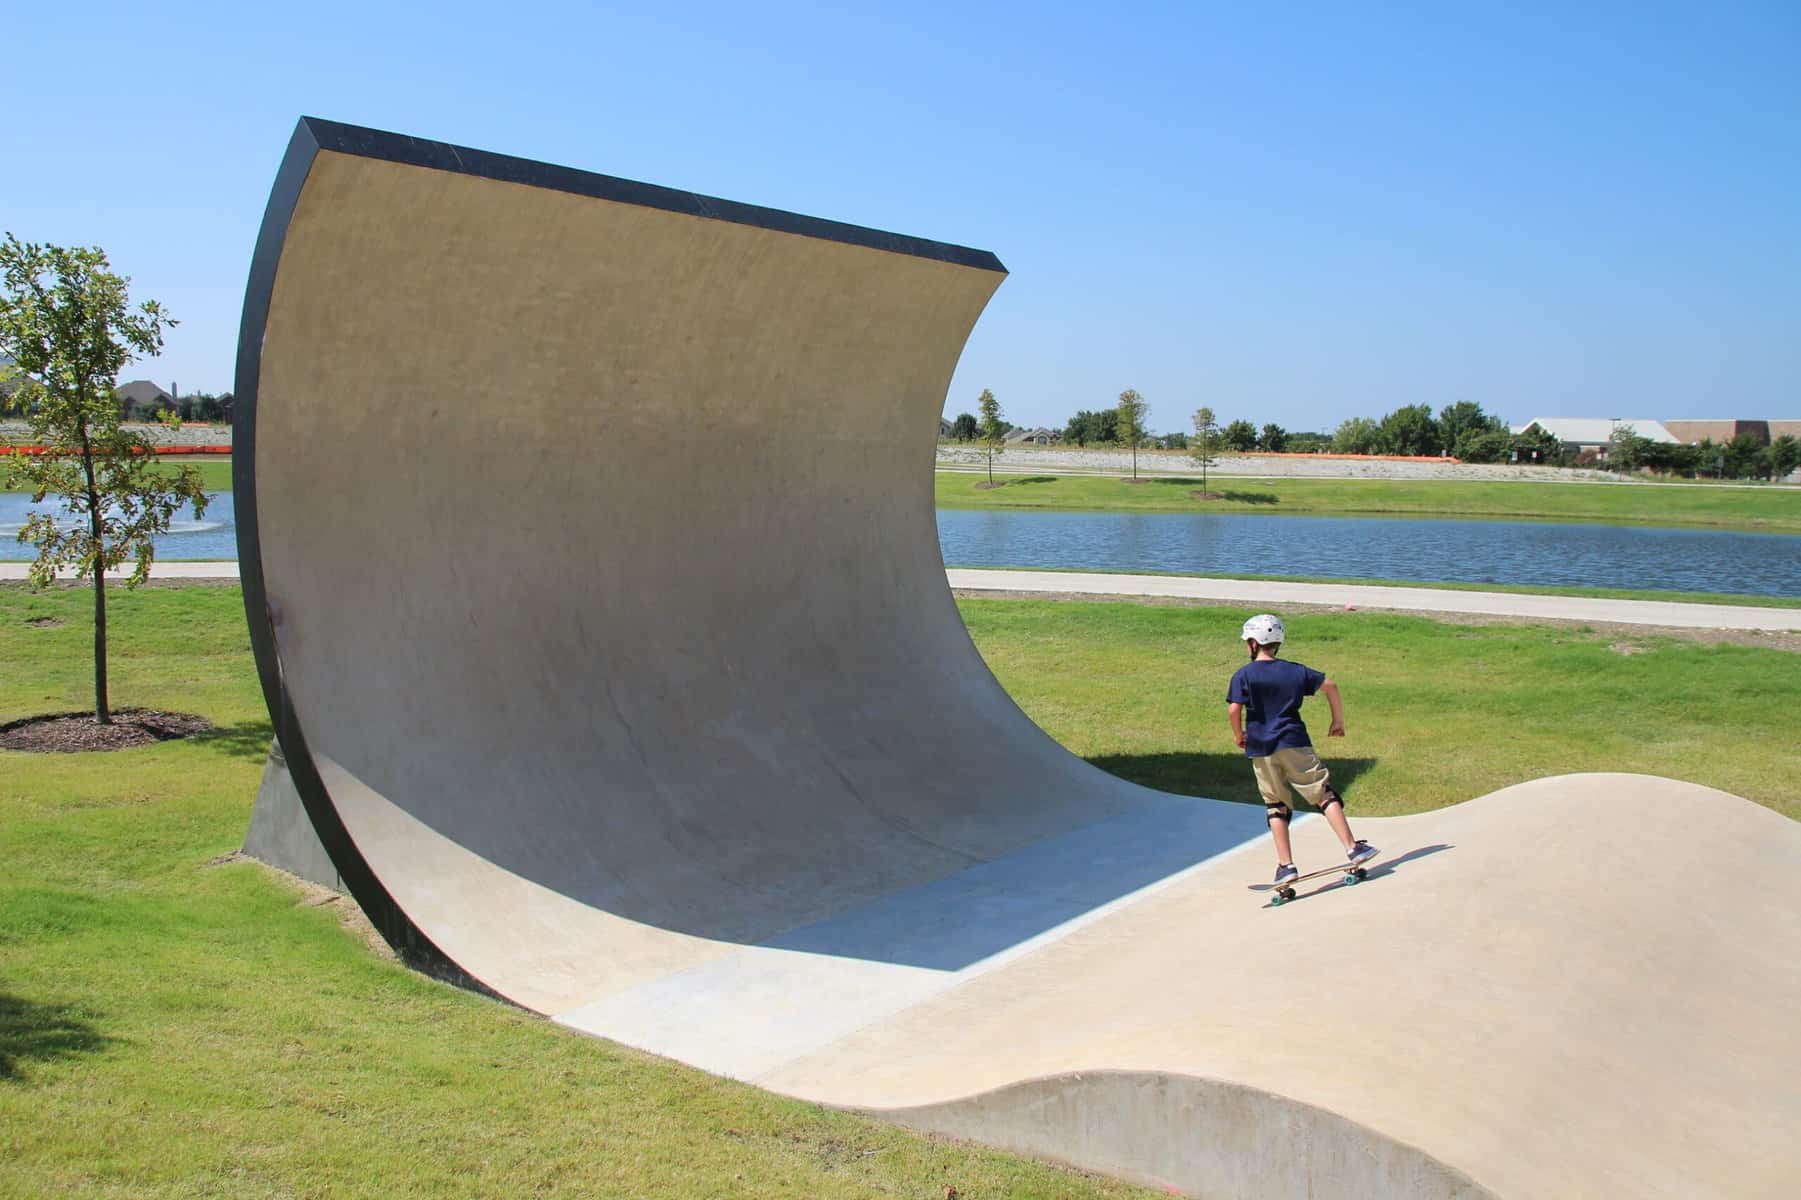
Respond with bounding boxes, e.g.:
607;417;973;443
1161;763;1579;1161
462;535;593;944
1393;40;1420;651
1088;751;1378;810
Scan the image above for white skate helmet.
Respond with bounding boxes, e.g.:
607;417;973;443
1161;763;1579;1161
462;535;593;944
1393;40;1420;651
1241;613;1285;645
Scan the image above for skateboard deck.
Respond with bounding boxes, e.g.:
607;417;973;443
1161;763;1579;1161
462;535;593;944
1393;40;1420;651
1256;851;1381;907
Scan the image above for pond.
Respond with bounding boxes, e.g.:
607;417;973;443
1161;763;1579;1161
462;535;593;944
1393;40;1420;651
6;492;1797;599
1;491;239;563
936;509;1801;599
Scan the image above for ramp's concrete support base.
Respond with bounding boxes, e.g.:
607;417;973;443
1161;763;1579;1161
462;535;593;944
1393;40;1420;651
242;741;340;892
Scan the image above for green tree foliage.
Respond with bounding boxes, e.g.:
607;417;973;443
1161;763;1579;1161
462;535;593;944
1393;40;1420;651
1063;409;1118;447
1376;403;1442;456
1222;419;1258;452
1190;406;1219;493
1605;422;1651;472
1454;428;1514;463
0;234;207;723
1770;435;1800;480
1437;401;1501;452
1286;431;1332;453
1259;423;1288;452
1510;424;1565;466
976;388;1005;485
951;412;978;442
1721;431;1768;480
1333;416;1380;454
1160;431;1188;449
1115;388;1149;479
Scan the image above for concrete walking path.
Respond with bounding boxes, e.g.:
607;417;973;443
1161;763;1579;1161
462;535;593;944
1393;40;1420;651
5;559;1796;632
947;567;1801;631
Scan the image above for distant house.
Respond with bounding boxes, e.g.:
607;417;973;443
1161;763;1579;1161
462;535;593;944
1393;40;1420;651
1003;426;1059;445
116;379;174;412
938;416;953;437
1511;418;1676;458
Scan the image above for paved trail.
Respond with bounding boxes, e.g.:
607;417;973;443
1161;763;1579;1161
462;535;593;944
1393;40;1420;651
6;560;1795;632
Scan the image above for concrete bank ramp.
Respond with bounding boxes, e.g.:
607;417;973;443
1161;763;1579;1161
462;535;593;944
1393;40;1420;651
237;120;1801;1198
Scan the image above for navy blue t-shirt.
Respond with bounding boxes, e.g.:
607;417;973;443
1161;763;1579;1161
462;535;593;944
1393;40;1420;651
1226;658;1327;758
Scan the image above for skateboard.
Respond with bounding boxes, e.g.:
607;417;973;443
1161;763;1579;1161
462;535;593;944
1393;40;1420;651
1258;852;1380;907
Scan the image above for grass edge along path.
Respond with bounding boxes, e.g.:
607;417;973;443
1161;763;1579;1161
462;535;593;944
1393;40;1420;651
934;469;1801;534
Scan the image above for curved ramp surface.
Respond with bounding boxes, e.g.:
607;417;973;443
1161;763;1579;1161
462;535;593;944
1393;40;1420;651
238;121;1801;1198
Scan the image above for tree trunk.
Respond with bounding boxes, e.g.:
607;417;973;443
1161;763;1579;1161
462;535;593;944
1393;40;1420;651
93;562;109;723
78;421;110;724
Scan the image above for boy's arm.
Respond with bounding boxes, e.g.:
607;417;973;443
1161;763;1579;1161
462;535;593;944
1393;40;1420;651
1320;678;1346;737
1227;702;1246;749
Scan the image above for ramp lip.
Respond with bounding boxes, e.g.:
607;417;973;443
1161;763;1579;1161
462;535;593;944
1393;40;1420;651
233;118;485;989
297;115;1008;274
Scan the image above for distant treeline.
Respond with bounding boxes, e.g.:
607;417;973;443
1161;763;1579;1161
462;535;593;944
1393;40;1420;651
942;398;1797;479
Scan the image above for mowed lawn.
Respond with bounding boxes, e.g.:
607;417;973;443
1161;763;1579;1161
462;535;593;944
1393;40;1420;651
935;468;1801;533
0;585;1162;1200
958;597;1800;821
2;584;1796;1197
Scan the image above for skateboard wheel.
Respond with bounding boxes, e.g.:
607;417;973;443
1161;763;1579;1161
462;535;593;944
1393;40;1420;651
1353;868;1367;880
1343;872;1359;885
1282;888;1296;901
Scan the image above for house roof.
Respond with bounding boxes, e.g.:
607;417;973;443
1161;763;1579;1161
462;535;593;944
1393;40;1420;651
1512;418;1678;444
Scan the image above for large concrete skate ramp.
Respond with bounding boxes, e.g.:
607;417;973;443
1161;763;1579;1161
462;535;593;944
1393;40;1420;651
239;121;1801;1198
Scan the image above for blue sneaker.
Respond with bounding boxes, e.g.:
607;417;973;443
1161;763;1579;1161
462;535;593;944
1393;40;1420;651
1346;841;1378;867
1273;863;1299;888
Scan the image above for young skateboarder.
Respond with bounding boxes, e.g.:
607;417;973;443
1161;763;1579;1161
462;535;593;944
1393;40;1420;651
1226;614;1377;889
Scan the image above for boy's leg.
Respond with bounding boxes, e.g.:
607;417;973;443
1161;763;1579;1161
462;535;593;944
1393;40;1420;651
1276;748;1361;852
1250;756;1295;865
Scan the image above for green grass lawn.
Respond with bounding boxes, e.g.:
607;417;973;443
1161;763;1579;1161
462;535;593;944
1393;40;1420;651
958;596;1799;821
0;584;1164;1200
2;455;233;493
3;583;1796;1196
936;470;1801;533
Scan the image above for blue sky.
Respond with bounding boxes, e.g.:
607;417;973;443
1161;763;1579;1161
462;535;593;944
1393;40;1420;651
7;2;1796;433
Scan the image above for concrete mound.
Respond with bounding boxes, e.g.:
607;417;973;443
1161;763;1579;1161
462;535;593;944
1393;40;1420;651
238;120;1801;1198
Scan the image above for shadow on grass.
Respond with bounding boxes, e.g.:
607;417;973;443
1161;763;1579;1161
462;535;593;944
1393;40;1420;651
1087;751;1378;808
0;993;114;1082
1144;479;1280;504
1007;475;1060;486
191;719;275;764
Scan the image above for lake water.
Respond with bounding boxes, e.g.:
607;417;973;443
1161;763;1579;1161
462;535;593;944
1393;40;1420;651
1;491;239;562
936;509;1801;598
5;491;1797;599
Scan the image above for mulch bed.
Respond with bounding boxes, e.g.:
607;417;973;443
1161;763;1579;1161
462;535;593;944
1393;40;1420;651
0;708;212;753
973;481;1004;490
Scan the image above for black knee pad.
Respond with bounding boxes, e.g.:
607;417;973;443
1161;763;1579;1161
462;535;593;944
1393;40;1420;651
1265;803;1293;826
1317;786;1343;812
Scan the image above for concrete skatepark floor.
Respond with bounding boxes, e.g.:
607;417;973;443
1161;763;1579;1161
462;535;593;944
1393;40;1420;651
217;120;1801;1198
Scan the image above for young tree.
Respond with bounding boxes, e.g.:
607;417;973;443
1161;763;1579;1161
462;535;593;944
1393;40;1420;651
1605;422;1651;472
0;235;208;724
951;412;978;442
976;388;1005;485
1259;423;1288;452
1116;388;1149;480
1222;419;1259;453
1333;416;1380;454
1769;435;1800;481
1191;406;1219;494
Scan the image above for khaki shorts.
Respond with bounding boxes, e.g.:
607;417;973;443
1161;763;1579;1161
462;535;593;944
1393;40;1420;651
1251;746;1335;819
